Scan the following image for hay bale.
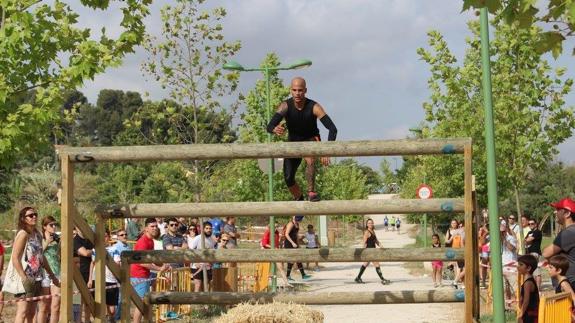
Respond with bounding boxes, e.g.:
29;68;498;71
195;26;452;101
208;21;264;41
214;301;324;323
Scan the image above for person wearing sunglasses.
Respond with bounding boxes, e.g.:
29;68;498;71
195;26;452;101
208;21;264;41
109;229;130;322
2;207;58;323
525;218;543;289
37;216;61;323
543;198;575;290
162;217;187;268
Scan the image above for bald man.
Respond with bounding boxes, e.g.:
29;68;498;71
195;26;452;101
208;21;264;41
266;77;338;202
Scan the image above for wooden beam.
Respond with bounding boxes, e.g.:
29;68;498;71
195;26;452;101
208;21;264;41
463;143;476;323
94;216;106;323
123;248;464;264
73;267;94;316
149;290;465;305
98;198;464;218
120;260;132;323
59;138;470;163
60;155;74;323
73;214;145;315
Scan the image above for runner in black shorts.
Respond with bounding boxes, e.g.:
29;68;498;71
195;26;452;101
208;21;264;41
267;77;337;202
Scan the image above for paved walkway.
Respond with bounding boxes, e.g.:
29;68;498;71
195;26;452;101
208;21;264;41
302;195;464;322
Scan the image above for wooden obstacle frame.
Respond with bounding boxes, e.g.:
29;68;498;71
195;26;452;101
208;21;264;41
58;138;479;323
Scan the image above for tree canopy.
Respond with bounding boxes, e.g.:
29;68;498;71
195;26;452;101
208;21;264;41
0;0;152;167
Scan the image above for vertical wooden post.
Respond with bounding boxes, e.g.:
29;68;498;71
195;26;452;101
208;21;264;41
94;215;107;322
120;257;131;323
472;187;481;318
143;294;153;322
464;143;476;322
60;154;74;322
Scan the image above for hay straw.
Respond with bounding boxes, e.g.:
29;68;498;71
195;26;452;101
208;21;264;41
214;301;324;323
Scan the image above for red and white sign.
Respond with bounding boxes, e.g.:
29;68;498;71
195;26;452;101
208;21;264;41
416;184;433;199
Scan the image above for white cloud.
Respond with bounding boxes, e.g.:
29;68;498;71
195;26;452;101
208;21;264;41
74;0;574;168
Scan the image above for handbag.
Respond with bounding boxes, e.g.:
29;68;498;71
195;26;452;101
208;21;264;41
2;253;26;295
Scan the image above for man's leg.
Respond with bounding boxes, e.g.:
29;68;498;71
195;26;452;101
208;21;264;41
284;158;304;200
304;157;320;201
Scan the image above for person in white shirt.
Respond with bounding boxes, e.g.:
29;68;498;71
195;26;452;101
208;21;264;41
500;222;518;309
304;224;320;271
189;222;216;292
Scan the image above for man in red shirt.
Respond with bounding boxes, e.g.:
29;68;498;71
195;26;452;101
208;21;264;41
131;218;169;323
260;223;292;286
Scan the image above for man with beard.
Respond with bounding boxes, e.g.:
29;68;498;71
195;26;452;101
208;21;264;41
189;222;216;292
543;198;575;287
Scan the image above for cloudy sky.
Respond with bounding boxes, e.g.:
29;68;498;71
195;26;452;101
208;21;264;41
74;0;575;169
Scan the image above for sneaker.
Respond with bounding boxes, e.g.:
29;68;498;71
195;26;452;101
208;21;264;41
287;276;295;282
308;191;320;202
314;267;320;272
354;277;364;284
381;278;391;285
452;282;459;289
302;274;312;280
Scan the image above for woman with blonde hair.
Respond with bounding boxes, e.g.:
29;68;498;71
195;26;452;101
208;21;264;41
2;207;58;323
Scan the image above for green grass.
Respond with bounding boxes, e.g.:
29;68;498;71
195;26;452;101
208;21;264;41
479;312;517;322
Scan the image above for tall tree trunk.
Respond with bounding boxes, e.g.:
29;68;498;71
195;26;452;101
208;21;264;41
514;186;525;254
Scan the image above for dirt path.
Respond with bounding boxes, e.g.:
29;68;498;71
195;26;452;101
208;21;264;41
302;196;464;322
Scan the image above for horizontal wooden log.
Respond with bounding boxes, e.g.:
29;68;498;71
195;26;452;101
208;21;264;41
122;247;464;264
59;138;470;163
149;290;465;305
98;198;463;218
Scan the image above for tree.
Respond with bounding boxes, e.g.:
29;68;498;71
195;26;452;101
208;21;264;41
0;0;152;167
463;0;575;57
77;89;144;146
500;161;575;224
402;20;575;223
141;0;241;201
238;53;291;143
96;98;236;205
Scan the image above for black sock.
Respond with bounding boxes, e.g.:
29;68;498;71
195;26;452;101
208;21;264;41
298;263;306;276
357;265;367;279
287;263;293;277
375;267;385;280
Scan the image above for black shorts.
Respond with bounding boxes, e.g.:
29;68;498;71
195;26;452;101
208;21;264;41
106;282;119;306
192;269;213;281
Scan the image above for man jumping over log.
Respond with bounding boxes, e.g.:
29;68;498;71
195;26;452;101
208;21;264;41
266;77;338;202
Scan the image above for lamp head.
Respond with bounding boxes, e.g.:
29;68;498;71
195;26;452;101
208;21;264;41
286;59;312;70
222;61;245;71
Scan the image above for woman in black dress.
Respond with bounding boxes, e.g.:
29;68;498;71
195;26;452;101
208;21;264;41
355;218;390;284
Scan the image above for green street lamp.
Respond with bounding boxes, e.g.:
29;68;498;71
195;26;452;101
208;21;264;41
223;58;312;292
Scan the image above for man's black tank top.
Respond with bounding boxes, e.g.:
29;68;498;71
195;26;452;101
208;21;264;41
366;230;377;248
284;221;299;248
285;97;320;141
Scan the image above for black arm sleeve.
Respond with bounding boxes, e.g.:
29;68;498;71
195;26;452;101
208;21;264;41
320;114;338;141
266;112;284;134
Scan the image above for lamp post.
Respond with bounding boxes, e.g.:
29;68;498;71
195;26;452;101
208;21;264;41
223;58;312;292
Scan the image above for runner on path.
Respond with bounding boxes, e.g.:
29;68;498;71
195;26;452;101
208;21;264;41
354;218;391;285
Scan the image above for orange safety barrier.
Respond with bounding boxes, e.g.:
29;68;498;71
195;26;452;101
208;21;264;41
154;268;193;322
538;292;572;323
